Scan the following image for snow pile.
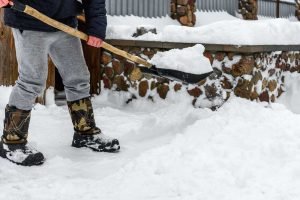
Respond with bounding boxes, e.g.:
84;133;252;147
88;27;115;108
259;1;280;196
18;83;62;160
107;11;300;45
1;86;300;199
93;98;300;200
277;72;300;114
106;10;240;42
150;44;213;74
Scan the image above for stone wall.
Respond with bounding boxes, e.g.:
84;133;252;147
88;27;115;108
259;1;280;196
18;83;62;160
238;0;258;20
207;51;299;103
100;47;225;109
98;45;300;109
296;0;300;20
170;0;196;26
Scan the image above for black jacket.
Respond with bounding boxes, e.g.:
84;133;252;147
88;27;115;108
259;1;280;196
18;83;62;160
4;0;107;40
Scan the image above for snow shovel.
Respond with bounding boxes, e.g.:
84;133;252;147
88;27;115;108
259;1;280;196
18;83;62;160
10;0;212;84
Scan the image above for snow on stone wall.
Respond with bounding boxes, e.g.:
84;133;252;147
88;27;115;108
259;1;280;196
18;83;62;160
99;44;300;109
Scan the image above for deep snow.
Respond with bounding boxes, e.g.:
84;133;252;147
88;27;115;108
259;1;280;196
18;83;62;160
1;9;300;200
150;44;213;74
107;11;300;45
1;81;300;200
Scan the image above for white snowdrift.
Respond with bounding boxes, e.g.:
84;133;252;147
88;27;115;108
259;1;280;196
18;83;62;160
150;44;213;74
1;85;300;200
107;11;300;45
277;72;300;114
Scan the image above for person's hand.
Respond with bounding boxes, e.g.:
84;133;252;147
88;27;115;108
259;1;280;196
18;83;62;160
0;0;13;8
87;36;103;48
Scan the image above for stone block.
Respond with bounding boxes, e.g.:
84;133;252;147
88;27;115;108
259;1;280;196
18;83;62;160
197;79;206;86
251;71;262;85
221;77;233;90
204;84;217;99
222;65;232;74
232;57;255;77
227;52;235;61
124;61;135;76
143;48;156;59
151;81;157;90
102;75;112;89
177;6;187;16
215;52;225;62
129;67;143;81
104;66;114;79
112;59;124;75
204;51;214;64
250;89;259;100
139;80;149;97
188;87;202;98
234;79;252;99
174;83;182;92
114;76;129;91
101;52;112;65
179;16;189;26
267;80;277;92
271;94;276;103
259;90;269;102
157;84;170;99
177;0;188;5
268;69;276;77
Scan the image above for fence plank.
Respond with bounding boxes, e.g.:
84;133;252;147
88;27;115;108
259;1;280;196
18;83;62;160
105;0;295;19
105;0;169;17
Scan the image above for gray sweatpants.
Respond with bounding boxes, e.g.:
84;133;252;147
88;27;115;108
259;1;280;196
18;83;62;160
9;29;91;110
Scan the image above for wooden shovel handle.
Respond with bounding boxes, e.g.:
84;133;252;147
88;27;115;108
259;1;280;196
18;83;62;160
23;5;152;68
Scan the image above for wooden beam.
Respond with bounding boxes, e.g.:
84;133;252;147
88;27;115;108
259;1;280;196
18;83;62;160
105;39;300;53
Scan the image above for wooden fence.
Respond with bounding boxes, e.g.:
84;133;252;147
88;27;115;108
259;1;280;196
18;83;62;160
105;0;296;18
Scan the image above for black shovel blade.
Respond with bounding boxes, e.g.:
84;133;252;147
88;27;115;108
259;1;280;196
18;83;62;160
140;65;213;84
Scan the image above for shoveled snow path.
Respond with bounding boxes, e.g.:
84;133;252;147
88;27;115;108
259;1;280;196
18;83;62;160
1;87;300;200
0;88;207;199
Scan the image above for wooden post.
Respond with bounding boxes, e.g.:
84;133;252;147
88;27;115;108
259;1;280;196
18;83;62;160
276;0;280;18
0;9;18;86
78;19;102;95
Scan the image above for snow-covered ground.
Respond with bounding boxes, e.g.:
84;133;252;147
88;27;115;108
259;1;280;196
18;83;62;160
1;78;300;199
107;10;300;45
1;8;300;200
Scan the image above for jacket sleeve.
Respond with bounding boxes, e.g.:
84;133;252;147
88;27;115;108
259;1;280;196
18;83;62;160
82;0;107;40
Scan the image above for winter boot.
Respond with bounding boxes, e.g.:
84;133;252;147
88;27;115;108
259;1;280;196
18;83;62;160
0;105;45;166
68;97;120;152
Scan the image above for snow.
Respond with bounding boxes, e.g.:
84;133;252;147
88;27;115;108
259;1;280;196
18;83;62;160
1;83;300;199
277;72;300;114
150;44;213;74
107;11;300;45
2;8;300;200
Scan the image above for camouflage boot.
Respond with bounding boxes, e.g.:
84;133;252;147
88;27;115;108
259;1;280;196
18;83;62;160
68;97;120;152
0;105;45;166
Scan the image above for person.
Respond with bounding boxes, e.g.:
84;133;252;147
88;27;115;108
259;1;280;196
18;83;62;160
0;0;120;166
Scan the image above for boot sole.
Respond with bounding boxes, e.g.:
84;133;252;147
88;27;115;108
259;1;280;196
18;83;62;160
72;143;120;153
